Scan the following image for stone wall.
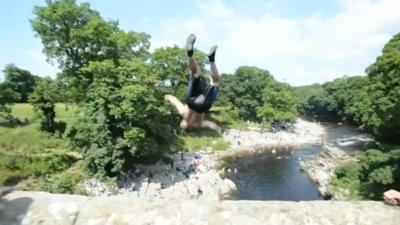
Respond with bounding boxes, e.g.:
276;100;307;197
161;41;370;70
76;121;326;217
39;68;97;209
1;191;399;225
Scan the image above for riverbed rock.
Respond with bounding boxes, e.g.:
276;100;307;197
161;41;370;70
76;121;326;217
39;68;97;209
218;179;237;198
302;144;354;198
83;151;233;200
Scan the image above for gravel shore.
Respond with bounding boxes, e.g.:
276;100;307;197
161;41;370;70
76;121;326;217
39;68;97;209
223;118;326;149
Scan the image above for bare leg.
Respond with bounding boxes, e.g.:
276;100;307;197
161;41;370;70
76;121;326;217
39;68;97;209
207;46;219;85
201;120;222;133
164;94;187;116
189;57;201;77
210;62;219;85
187;34;200;77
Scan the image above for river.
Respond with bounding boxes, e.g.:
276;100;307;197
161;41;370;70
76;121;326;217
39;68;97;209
221;121;373;201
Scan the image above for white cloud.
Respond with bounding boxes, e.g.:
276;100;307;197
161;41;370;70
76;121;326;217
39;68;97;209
152;0;400;85
24;51;60;78
0;50;59;81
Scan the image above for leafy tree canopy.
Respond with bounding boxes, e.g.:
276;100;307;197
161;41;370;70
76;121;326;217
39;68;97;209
220;66;273;121
0;82;20;120
257;82;298;123
3;64;39;102
31;0;151;100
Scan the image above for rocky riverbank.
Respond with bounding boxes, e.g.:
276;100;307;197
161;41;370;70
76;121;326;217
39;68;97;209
300;144;353;199
223;118;326;149
84;151;237;200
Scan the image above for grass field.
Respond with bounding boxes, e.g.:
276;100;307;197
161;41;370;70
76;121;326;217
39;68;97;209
0;103;85;193
181;133;230;151
0;103;77;154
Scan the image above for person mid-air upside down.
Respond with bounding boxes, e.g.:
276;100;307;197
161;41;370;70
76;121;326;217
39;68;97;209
165;34;222;133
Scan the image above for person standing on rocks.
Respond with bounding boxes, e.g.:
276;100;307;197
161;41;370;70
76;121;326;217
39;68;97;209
165;34;222;133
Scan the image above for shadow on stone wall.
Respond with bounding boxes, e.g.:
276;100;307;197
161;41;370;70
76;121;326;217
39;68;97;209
0;189;33;225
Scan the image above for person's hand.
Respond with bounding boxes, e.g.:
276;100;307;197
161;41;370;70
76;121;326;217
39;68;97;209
383;189;400;206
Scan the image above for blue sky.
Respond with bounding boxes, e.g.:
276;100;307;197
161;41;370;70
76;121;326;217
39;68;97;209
1;0;400;85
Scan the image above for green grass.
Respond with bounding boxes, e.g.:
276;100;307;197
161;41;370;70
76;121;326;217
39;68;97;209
0;103;82;189
8;103;78;122
180;132;230;151
22;161;88;195
0;123;69;154
0;152;79;185
0;103;77;154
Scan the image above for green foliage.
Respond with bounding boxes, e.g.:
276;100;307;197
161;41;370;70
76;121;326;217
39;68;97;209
0;153;77;185
209;106;247;129
332;147;400;200
0;103;82;192
219;66;274;121
29;78;60;132
31;0;151;100
0;123;68;154
2;64;39;103
151;46;208;101
151;46;189;100
0;104;73;154
0;82;20;120
180;133;230;151
295;76;370;122
219;66;297;123
66;60;184;177
257;82;298;123
362;33;400;139
28;161;87;194
294;84;324;114
298;33;400;142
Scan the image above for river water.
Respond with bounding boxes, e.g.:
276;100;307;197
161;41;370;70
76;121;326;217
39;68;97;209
222;122;373;201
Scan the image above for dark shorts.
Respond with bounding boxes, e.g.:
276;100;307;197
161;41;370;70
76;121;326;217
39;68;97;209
186;74;219;113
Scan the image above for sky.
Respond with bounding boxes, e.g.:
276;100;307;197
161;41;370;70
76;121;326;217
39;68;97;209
0;0;400;86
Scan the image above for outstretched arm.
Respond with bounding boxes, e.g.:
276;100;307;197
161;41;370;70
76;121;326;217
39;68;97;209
201;120;222;133
164;94;187;116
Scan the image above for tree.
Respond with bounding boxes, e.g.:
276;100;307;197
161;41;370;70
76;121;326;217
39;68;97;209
363;33;400;140
220;66;273;121
295;76;370;123
294;83;330;117
29;78;59;132
31;0;151;101
65;60;183;177
151;46;208;101
3;64;39;102
257;82;298;123
0;82;20;120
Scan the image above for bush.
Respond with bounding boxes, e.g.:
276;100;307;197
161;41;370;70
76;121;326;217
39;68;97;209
29;78;59;132
331;147;400;200
36;162;87;194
